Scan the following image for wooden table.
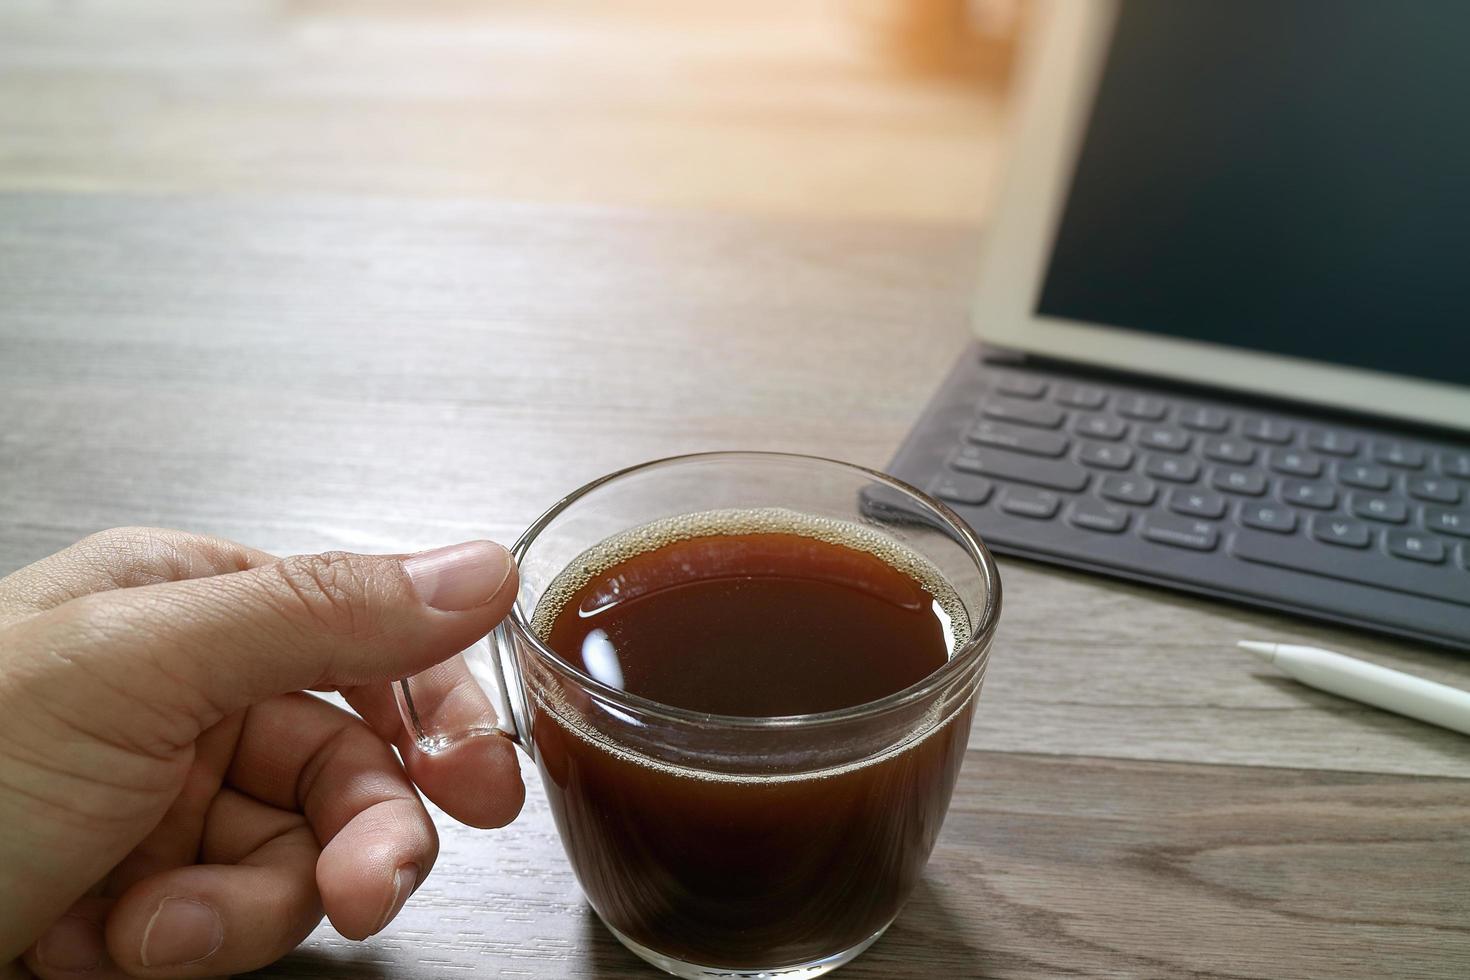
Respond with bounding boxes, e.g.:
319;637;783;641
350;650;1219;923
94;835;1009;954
2;193;1468;978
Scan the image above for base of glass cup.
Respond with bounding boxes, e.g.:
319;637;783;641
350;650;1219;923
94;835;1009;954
602;919;892;979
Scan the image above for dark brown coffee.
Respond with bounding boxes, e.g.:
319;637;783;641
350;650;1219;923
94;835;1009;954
544;529;950;715
528;513;974;968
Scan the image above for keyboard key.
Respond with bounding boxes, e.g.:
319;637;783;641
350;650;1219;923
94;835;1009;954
1202;437;1256;465
1000;488;1060;520
1053;383;1107;410
1386;531;1446;564
1242;417;1294;444
1267;449;1323;478
1424;507;1470;538
1145;454;1200;484
1281;481;1337;510
1348;493;1408;524
1372;441;1426;469
1337;462;1392;491
1168;488;1227;519
1078;442;1134;470
1141;513;1219;551
982;399;1065;429
1116;395;1168;421
1067;498;1130;533
1407;476;1462;505
1178;406;1231;433
1099;474;1157;506
1073;413;1127;441
1232;528;1469;605
1239;501;1298;534
1310;515;1371;549
1135;425;1190;453
929;474;993;506
1439;451;1470;479
951;446;1090;492
993;373;1048;399
968;420;1070;458
1210;467;1268;496
1307;429;1360;457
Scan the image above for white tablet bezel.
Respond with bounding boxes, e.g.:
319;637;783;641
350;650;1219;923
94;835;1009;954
972;0;1470;433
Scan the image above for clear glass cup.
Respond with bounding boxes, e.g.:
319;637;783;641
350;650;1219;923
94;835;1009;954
398;452;1001;978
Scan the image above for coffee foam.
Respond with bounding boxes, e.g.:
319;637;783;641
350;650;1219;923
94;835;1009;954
529;507;971;648
525;508;978;784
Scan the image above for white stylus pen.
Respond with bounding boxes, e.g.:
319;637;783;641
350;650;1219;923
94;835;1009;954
1239;641;1470;737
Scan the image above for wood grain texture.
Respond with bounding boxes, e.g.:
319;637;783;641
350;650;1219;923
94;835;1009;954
0;0;1007;223
2;193;1469;978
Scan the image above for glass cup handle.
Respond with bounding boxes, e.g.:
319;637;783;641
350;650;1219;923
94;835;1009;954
395;623;529;753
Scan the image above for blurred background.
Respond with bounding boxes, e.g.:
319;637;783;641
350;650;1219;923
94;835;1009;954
1;0;1025;222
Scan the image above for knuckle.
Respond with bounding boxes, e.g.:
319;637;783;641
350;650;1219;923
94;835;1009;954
79;525;170;554
267;552;383;638
74;526;203;586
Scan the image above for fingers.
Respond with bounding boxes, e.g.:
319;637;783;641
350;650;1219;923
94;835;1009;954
224;693;439;940
102;790;322;976
15;540;517;742
104;713;245;899
26;798;320;980
24;692;448;978
344;660;526;829
0;526;273;627
25;896;131;980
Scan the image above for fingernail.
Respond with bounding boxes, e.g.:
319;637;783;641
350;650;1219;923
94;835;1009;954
375;864;420;935
36;914;103;972
403;541;513;611
140;898;223;968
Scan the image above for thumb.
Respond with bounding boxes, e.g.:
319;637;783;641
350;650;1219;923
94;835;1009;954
35;540;517;737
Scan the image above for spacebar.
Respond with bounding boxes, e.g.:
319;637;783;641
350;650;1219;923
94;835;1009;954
1230;528;1469;607
951;447;1089;492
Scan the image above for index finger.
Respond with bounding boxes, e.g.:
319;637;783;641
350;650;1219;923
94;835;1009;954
342;660;526;830
0;526;273;626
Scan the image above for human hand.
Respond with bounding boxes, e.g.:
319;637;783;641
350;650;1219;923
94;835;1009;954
0;527;524;977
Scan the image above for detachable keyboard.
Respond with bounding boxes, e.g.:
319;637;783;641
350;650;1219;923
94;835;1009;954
886;345;1470;650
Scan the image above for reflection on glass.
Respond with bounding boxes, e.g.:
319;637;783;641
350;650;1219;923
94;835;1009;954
581;627;625;690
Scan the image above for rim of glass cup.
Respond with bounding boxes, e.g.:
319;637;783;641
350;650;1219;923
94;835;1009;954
507;451;1002;731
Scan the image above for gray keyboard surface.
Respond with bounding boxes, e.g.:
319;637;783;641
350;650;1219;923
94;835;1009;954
886;346;1470;650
